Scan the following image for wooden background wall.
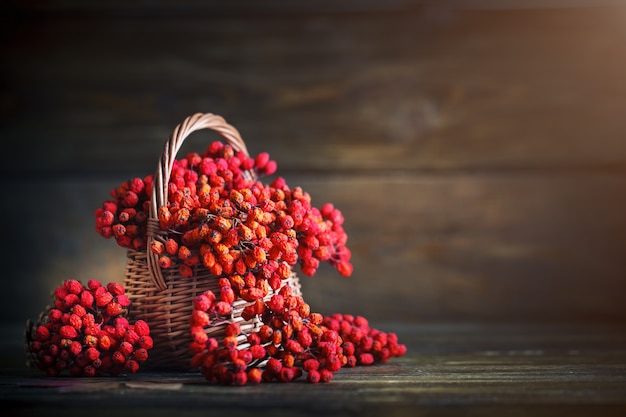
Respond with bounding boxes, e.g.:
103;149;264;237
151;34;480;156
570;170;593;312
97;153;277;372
2;0;626;330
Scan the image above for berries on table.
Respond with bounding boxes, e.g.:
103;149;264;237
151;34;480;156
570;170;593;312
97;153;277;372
26;279;153;377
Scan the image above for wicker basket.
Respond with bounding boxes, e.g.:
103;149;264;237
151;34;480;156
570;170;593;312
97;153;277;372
123;113;302;371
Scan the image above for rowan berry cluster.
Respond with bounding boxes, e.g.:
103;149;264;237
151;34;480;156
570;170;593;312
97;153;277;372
95;141;353;288
321;313;407;366
26;279;153;377
189;283;407;385
190;284;334;385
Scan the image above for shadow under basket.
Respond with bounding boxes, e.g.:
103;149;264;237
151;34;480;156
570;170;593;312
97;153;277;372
124;249;302;371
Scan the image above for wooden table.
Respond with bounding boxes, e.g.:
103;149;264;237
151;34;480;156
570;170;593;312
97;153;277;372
2;322;625;417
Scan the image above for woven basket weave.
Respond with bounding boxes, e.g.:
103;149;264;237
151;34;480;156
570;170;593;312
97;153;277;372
123;113;302;371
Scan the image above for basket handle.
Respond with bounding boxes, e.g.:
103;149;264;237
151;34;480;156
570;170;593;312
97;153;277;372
146;112;252;291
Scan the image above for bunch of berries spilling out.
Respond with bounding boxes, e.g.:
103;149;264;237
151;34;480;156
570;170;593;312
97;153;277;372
95;141;353;291
26;279;153;377
189;284;407;385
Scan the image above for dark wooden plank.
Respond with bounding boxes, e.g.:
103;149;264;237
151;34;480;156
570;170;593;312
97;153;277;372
2;5;626;175
3;173;626;326
2;323;626;417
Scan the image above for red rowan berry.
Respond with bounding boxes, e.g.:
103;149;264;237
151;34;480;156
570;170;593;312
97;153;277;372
307;369;321;384
227;274;244;291
84;347;100;362
278;366;295;382
272;329;283;346
263;160;277;176
353;315;369;328
86;279;101;291
106;301;123;317
391;343;407;357
113;316;130;328
267;275;280;291
99;210;115;227
345;355;357;367
239;287;264;302
177;245;192;261
232;371;247;386
48;343;60;357
217;285;234;304
55;286;70;302
359;353;374;366
125;359;140;374
98;335;112;351
69;341;82;356
81;365;96;377
64;279;84;295
190;310;210;327
247;332;261;346
164;238;179;255
325;355;342;372
249;344;266;360
48;308;63;322
303;358;320;373
266;358;282;375
224;322;241;338
179;264;194;278
319;369;333;383
255;152;270;169
342;341;355;356
268;294;284;313
112;223;127;239
118;341;134;357
221;336;237;350
30;341;43;353
215;301;232;316
285;339;303;355
125;224;140;238
172;207;191;228
72;304;87;318
134;348;149;362
59;325;78;339
84;325;101;339
125;329;140;345
247;368;262;384
63;293;80;309
360;336;374;352
297;330;313;349
150;240;165;255
309;313;323;325
35;326;50;341
158;254;173;269
69;314;82;330
74;353;89;368
282;353;295;368
238;349;253;365
336;261;353;277
193;294;214;312
258;324;274;343
95;291;113;307
116;294;131;308
139;335;154;350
